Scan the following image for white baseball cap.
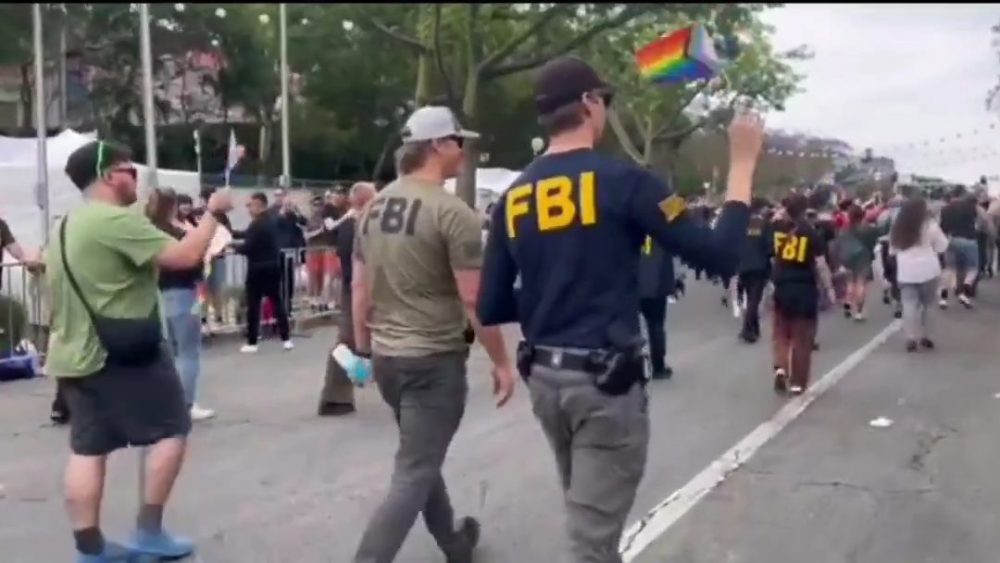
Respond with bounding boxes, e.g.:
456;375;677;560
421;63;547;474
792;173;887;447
401;106;480;144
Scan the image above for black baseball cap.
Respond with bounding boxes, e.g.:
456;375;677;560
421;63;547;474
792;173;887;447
65;140;132;191
534;56;612;115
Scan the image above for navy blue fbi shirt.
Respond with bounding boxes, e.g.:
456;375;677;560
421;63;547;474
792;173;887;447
477;149;751;350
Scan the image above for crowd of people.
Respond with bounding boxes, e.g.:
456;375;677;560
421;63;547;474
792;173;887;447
13;49;999;563
651;177;999;397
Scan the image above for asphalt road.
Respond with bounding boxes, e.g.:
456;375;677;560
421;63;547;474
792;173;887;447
1;279;997;563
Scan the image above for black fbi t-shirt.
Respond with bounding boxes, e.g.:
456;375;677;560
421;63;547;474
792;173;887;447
771;219;826;285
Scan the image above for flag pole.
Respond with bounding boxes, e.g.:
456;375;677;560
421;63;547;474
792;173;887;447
193;128;202;179
279;3;290;189
139;3;158;194
33;3;50;244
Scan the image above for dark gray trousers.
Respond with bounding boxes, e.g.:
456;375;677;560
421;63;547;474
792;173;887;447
319;286;355;407
527;365;649;563
353;351;469;563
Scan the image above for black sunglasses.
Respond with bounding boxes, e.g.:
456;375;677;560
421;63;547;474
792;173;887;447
593;90;614;107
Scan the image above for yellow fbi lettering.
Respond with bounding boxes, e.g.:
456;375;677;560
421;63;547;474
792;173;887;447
506;172;597;238
773;232;809;263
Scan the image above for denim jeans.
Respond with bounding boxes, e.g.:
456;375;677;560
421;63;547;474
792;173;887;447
162;287;202;406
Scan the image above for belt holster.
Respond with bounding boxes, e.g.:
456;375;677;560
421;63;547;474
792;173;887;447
587;348;646;396
516;341;535;382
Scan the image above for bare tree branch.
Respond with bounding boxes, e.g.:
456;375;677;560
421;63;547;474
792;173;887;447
655;88;762;144
485;6;650;79
433;4;457;107
358;16;428;55
653;80;712;139
608;107;646;165
478;4;572;73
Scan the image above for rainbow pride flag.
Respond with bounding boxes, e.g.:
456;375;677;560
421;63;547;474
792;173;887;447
635;23;722;85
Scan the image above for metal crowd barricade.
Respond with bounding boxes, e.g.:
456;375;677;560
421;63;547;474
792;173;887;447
197;247;340;338
0;261;47;362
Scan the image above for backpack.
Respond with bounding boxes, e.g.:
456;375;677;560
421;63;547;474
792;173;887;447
835;229;866;266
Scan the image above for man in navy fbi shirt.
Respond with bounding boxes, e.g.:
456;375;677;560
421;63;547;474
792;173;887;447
477;56;764;562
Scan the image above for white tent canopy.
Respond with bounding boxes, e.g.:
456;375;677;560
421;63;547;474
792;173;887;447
0;130;201;250
443;167;520;195
444;167;521;211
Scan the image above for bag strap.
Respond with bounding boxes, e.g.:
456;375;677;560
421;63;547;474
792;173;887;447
58;216;98;322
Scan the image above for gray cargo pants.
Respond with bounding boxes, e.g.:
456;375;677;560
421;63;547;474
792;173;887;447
528;364;650;563
319;286;356;408
354;350;469;563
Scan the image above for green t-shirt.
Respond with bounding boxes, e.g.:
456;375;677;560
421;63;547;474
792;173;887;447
44;202;172;377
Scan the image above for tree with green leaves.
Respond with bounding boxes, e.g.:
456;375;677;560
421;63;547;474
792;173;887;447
357;4;673;205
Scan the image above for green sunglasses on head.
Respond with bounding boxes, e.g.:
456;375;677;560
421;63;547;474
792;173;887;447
95;140;137;181
95;140;105;178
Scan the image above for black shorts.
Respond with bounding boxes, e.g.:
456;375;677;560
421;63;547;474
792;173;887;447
60;349;192;456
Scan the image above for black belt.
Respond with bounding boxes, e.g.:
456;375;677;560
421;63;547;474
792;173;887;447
532;348;594;372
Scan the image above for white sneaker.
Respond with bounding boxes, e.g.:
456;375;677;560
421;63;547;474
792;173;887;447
240;344;258;354
938;299;948;310
190;404;216;421
283;340;295;351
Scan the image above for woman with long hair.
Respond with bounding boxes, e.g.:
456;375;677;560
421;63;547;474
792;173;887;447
890;198;949;352
148;188;215;420
835;204;879;321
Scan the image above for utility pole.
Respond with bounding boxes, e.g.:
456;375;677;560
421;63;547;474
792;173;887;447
33;4;50;243
139;3;158;193
279;3;291;188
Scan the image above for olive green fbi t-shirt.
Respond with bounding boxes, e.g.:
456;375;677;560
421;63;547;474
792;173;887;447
355;177;484;357
44;202;172;378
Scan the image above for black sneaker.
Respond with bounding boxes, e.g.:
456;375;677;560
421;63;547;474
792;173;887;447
773;368;788;393
651;366;673;380
50;408;69;425
905;340;918;353
920;338;935;350
446;517;481;563
843;303;852;318
893;308;902;319
317;403;356;417
882;290;891;305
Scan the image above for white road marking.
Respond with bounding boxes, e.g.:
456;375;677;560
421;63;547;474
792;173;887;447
618;319;902;561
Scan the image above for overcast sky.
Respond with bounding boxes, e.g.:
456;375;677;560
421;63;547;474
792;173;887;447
762;4;1000;183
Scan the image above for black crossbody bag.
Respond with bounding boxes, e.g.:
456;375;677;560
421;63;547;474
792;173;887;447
59;217;163;366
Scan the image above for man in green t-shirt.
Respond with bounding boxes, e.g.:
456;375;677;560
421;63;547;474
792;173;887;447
49;140;232;563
